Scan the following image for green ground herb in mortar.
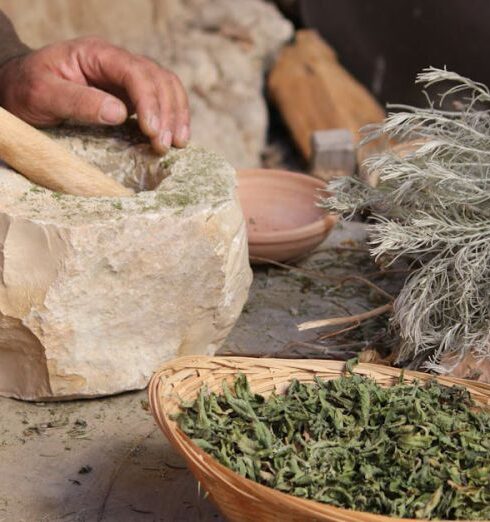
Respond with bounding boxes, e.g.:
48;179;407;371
175;366;490;520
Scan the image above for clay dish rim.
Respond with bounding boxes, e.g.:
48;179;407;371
237;168;336;245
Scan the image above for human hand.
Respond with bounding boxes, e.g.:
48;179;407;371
0;36;190;153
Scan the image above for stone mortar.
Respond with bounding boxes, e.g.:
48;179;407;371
0;123;252;400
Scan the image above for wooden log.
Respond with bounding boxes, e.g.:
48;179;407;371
0;107;133;197
268;30;385;160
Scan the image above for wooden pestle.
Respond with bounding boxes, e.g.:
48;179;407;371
0;107;133;197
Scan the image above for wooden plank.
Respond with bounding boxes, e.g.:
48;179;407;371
268;30;385;160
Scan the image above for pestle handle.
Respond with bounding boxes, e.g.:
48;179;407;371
0;107;133;197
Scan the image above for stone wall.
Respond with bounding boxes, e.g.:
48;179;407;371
2;0;293;167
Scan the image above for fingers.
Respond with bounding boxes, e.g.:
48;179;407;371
168;73;190;148
40;76;128;125
144;68;191;151
114;58;190;152
77;39;190;152
0;37;190;153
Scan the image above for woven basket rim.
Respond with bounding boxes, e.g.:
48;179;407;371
149;356;490;522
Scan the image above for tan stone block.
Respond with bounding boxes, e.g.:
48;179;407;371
0;125;252;399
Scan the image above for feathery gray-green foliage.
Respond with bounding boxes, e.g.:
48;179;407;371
320;68;490;372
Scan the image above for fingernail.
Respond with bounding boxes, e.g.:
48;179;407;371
160;130;172;150
148;114;159;135
177;125;190;145
100;99;126;124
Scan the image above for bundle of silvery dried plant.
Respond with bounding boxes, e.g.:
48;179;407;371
321;68;490;373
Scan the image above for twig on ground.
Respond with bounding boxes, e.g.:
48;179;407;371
316;323;361;340
363;267;414;278
338;275;394;300
297;303;393;331
277;340;362;360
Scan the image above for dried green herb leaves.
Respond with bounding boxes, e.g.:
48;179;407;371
175;371;490;520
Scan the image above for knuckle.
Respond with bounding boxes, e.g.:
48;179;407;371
166;71;181;87
77;35;105;48
167;73;188;103
106;44;130;61
121;55;147;77
133;53;148;63
158;73;177;92
172;72;183;85
122;54;153;75
135;53;157;68
130;55;147;70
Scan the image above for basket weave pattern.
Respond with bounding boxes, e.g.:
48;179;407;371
149;356;490;522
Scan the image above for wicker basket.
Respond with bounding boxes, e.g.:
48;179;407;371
149;356;490;522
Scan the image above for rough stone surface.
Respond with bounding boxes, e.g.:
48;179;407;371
0;124;252;400
3;0;293;168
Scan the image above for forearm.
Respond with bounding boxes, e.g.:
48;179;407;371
0;10;30;68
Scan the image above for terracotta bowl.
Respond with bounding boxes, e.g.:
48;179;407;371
237;169;336;263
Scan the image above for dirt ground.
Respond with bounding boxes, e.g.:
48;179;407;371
0;222;400;522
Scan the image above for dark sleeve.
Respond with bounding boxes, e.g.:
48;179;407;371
0;10;30;68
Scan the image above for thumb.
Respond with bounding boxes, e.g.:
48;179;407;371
46;77;128;125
